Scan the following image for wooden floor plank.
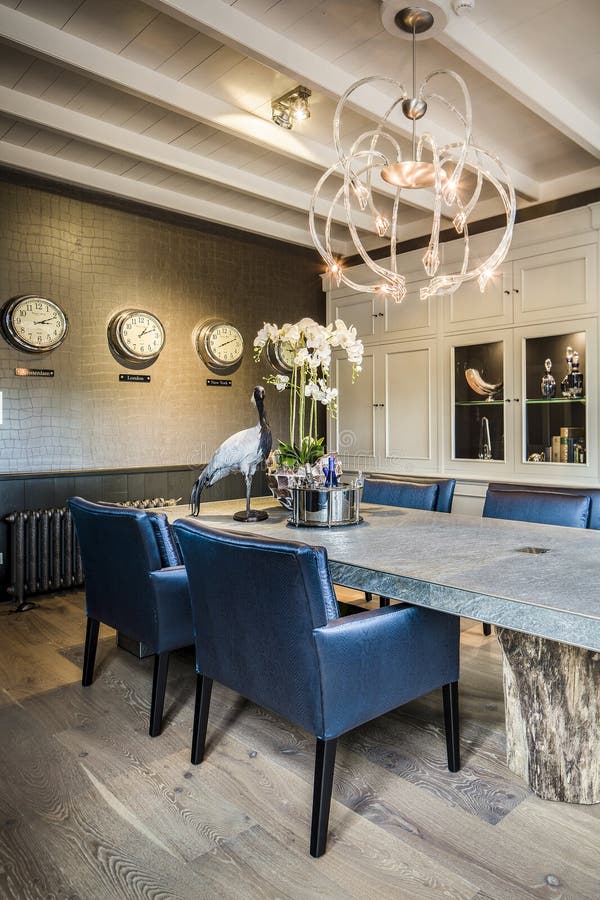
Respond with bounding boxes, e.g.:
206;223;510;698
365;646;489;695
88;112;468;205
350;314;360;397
0;592;598;899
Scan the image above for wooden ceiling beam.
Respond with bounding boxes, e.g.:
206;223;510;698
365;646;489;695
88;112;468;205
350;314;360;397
0;85;379;234
143;0;540;200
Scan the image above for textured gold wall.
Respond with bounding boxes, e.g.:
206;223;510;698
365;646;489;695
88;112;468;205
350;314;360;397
0;180;324;473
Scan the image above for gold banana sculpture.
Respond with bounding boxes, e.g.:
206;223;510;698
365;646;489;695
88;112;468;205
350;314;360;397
465;368;502;398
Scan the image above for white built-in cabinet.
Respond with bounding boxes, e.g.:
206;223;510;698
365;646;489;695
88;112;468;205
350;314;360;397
328;206;600;487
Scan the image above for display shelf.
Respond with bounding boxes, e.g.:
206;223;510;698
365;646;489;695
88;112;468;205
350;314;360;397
526;398;586;405
455;400;504;407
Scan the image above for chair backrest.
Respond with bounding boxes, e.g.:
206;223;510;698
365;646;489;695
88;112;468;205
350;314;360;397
362;478;439;511
68;496;178;646
487;482;600;529
482;488;590;528
362;476;456;512
173;518;339;736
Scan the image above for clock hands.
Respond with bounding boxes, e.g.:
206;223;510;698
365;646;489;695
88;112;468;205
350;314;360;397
33;317;58;325
138;327;157;337
215;338;239;349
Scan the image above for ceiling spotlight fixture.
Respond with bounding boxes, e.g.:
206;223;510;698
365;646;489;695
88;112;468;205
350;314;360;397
309;1;516;304
271;86;311;130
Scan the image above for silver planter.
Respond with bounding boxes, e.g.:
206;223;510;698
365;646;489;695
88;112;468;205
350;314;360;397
288;483;362;527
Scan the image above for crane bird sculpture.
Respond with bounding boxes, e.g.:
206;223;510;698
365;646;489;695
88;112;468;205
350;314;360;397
190;385;272;522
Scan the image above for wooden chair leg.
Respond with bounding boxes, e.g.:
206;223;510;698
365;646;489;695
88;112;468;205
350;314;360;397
149;652;170;737
191;674;213;765
482;622;492;636
82;617;100;687
310;737;337;858
364;592;373;603
379;596;390;607
442;681;460;773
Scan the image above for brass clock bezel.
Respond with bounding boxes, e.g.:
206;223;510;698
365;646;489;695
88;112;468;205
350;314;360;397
266;339;295;374
1;294;69;353
194;317;244;374
107;308;165;365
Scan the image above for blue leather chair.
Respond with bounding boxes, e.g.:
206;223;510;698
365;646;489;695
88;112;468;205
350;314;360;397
487;482;600;528
68;497;193;736
173;518;460;858
361;477;456;605
480;485;590;635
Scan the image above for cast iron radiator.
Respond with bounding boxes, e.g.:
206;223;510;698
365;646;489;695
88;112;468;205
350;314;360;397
5;507;84;611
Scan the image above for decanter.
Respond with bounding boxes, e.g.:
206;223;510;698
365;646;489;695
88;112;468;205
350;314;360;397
571;350;583;398
540;358;556;399
561;346;574;398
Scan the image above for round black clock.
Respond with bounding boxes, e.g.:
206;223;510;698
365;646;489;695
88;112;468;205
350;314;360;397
107;309;165;364
1;295;68;353
194;318;244;373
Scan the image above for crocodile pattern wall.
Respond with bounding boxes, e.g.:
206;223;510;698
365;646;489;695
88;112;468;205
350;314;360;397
0;180;324;473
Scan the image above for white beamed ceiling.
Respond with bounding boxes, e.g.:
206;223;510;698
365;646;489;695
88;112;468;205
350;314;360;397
0;0;598;254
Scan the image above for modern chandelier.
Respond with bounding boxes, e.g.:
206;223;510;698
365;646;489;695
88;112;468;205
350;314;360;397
309;2;516;304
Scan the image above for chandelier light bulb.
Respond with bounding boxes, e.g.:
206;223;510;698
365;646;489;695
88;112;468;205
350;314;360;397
308;4;516;305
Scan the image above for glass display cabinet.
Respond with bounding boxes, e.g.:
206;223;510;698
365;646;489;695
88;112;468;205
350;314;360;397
523;331;586;466
448;321;596;481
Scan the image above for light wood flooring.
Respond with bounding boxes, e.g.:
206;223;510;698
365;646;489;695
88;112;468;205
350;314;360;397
0;589;598;900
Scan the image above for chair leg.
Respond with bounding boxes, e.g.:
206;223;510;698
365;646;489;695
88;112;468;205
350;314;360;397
149;652;170;737
82;617;100;687
310;737;337;858
482;622;492;636
191;674;213;765
364;591;373;603
379;596;390;607
442;681;460;773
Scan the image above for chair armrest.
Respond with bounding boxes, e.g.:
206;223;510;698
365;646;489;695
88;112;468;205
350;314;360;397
149;566;194;653
312;604;459;739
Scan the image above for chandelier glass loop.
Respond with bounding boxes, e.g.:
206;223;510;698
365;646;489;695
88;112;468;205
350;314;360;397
309;8;516;304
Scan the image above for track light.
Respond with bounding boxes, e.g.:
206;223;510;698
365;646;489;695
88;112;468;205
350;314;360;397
271;86;311;130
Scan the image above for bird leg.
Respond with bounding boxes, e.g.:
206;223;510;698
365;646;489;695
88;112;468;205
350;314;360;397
245;473;252;517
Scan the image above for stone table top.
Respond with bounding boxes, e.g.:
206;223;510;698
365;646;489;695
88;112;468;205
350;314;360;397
164;498;600;653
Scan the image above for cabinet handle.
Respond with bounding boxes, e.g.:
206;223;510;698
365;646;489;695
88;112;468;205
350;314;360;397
505;398;511;403
378;312;384;317
372;403;385;408
514;398;520;402
504;290;510;295
513;288;520;294
372;314;379;318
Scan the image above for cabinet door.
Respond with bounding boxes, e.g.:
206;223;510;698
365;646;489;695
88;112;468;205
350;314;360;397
330;291;378;344
513;319;598;481
383;275;437;341
443;262;513;332
513;243;597;324
330;347;377;472
378;341;439;473
444;331;514;478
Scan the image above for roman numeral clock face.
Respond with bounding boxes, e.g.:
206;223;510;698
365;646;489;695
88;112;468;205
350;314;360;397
1;295;68;352
108;309;165;365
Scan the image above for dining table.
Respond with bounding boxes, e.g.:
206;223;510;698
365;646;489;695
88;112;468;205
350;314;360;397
163;495;600;805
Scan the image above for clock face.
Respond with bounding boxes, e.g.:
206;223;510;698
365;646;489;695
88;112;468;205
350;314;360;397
267;339;295;374
1;295;68;353
196;319;244;373
108;309;165;362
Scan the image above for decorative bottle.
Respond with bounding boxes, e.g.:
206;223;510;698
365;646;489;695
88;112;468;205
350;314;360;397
540;358;556;399
561;346;574;398
571;350;583;398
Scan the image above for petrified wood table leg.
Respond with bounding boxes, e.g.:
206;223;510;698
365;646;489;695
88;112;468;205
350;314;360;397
496;628;600;804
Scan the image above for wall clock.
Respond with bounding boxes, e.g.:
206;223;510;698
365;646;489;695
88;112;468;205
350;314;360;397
194;318;244;373
267;339;296;374
107;309;165;364
1;294;68;353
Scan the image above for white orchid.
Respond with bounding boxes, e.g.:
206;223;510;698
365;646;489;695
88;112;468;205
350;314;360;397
273;374;290;392
255;316;363;464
